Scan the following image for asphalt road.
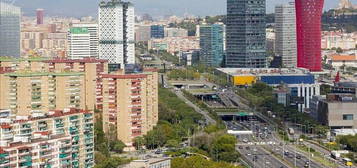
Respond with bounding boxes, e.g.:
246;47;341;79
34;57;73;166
231;120;329;168
228;121;290;168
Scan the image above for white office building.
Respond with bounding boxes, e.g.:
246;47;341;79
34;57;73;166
67;27;91;59
0;2;21;57
275;2;297;68
72;23;99;58
98;0;135;69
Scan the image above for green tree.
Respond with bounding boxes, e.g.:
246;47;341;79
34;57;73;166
166;139;180;148
94;151;106;164
145;126;167;149
110;140;126;153
210;134;239;162
336;47;343;53
133;136;145;150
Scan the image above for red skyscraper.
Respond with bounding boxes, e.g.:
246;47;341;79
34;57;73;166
36;9;44;25
295;0;324;71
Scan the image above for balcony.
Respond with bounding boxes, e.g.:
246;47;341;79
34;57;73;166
31;101;41;105
8;97;16;101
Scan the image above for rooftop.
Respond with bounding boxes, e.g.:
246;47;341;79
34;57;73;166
99;0;132;7
335;82;357;88
5;71;84;77
331;54;356;61
69;27;89;34
216;68;311;76
0;56;108;63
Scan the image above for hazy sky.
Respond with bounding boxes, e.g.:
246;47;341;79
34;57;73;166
12;0;357;17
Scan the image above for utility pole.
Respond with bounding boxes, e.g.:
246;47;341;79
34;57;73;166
308;144;311;168
294;138;297;168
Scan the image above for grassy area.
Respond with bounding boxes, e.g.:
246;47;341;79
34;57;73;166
181;89;224;126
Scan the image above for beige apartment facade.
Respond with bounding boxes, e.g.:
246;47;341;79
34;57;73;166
102;69;159;148
0;71;85;116
0;57;108;112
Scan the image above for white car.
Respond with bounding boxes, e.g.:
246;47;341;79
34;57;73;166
242;138;248;143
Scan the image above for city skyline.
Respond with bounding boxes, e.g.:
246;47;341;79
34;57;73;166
12;0;356;17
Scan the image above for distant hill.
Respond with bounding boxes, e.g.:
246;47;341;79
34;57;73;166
13;0;351;18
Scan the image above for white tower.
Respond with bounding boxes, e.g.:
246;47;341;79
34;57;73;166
72;23;99;58
67;27;91;59
275;2;297;68
98;0;135;70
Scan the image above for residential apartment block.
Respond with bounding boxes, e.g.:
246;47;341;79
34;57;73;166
0;57;159;150
0;57;108;113
0;108;94;168
148;37;199;54
0;71;85;116
102;69;158;149
321;31;357;50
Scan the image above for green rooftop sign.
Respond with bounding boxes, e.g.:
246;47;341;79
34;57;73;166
70;27;89;34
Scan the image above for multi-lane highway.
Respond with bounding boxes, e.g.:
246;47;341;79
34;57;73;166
228;120;329;168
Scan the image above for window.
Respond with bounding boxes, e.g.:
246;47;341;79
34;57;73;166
343;114;353;120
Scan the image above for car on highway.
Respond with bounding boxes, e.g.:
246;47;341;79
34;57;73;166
296;155;301;159
238;146;243;149
284;151;289;155
246;146;250;150
242;138;248;143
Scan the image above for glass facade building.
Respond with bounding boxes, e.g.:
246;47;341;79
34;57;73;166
150;25;164;39
0;2;20;57
226;0;266;68
200;24;225;67
275;2;297;68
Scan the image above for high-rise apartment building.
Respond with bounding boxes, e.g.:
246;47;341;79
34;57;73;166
200;24;225;67
226;0;266;68
150;25;165;39
295;0;324;71
67;27;91;59
102;69;158;149
275;2;297;68
0;57;159;150
0;108;94;168
99;0;135;70
36;8;44;25
0;2;21;57
72;23;99;58
0;70;85;116
0;57;108;112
